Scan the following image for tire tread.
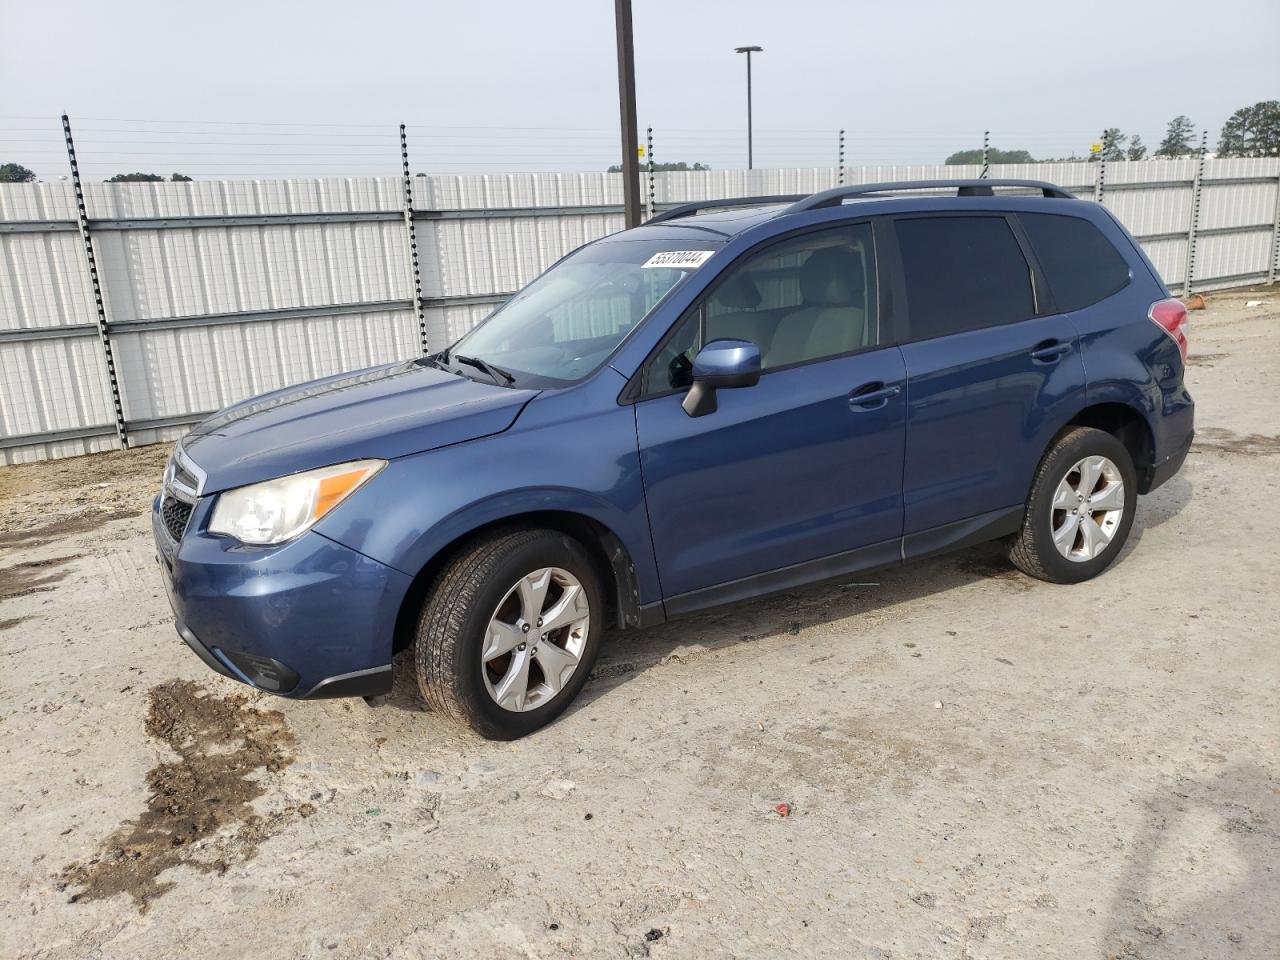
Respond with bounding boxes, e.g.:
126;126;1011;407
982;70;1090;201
415;528;548;733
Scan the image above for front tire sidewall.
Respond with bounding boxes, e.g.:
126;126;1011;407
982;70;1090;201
1025;429;1138;584
453;535;603;740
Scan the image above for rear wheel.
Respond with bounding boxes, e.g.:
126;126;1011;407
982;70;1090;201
415;528;604;739
1009;426;1137;584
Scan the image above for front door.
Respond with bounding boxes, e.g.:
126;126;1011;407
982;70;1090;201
633;221;906;606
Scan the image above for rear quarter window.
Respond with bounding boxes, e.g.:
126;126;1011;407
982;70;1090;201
1020;213;1131;312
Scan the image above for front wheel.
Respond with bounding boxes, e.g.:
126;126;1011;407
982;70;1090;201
1009;426;1138;584
415;528;604;739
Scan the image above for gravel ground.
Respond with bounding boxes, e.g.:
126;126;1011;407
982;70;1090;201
0;289;1277;960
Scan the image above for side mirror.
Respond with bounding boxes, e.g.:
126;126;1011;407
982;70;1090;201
682;338;761;418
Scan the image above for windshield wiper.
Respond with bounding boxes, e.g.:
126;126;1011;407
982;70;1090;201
453;353;515;385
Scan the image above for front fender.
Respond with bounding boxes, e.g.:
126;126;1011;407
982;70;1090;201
313;372;661;605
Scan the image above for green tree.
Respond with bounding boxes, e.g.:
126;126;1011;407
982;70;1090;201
944;147;1037;165
1156;115;1196;157
1090;128;1127;162
106;172;193;182
1127;136;1148;160
608;161;710;172
0;162;36;183
1218;101;1280;158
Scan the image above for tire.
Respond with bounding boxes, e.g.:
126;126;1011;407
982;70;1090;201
1009;426;1138;584
414;528;604;739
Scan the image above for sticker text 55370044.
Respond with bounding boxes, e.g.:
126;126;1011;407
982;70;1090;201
641;250;716;270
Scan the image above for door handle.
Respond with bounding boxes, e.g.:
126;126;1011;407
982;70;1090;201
1030;340;1072;364
848;382;901;410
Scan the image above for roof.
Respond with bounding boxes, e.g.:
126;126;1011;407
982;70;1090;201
615;179;1078;240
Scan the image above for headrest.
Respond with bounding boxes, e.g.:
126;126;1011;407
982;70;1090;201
799;247;863;307
716;273;762;309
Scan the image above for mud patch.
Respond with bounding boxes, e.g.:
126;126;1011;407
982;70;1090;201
716;716;961;801
0;554;79;601
1187;352;1227;366
0;509;140;549
0;615;31;631
1194;427;1280;457
59;679;298;910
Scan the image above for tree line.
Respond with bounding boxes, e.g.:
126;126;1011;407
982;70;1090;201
943;100;1277;165
2;101;1276;183
0;166;195;183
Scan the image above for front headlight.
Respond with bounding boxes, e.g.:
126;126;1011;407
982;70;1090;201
208;460;385;545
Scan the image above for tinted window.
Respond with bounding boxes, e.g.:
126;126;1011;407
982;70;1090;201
1021;213;1131;311
896;216;1034;340
642;223;877;394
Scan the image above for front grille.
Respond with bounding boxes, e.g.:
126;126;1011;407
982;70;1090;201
161;495;194;541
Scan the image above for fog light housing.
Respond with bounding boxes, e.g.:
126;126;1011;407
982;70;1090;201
218;649;301;693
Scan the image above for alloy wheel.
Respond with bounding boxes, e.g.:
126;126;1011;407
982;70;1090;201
1050;455;1125;562
481;567;590;712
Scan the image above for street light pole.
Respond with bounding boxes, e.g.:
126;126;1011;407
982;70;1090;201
734;45;762;170
615;0;642;228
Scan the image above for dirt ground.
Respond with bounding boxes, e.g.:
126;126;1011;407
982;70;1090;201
1;289;1277;960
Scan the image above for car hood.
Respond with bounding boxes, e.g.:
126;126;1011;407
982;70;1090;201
181;360;538;493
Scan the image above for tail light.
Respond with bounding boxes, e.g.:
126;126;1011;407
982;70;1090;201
1149;298;1188;360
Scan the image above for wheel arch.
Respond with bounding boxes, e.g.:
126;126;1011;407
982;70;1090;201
392;509;645;656
1057;401;1156;492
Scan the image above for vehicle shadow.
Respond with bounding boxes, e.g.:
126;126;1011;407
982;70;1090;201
571;472;1195;715
1099;760;1279;958
381;473;1193;716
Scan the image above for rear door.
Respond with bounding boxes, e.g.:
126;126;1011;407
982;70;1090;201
890;213;1087;548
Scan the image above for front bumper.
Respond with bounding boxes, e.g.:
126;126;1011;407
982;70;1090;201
153;495;411;698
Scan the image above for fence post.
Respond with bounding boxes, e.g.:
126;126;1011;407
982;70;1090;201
837;129;845;186
1093;131;1106;203
399;124;429;355
62;114;128;449
981;130;989;179
646;127;655;221
1268;171;1280;286
1183;130;1208;296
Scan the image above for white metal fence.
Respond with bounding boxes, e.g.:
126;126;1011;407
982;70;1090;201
2;158;1278;464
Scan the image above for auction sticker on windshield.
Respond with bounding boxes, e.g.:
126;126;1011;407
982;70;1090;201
641;250;715;270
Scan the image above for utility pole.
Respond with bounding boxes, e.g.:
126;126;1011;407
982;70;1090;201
614;0;641;228
735;45;763;169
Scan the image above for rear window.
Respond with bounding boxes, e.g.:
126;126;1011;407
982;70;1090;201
896;216;1034;340
1020;213;1131;311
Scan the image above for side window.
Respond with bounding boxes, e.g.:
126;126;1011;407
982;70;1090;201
642;222;878;395
705;223;877;371
896;216;1034;341
1020;213;1131;311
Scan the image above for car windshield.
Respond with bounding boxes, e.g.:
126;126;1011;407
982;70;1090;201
446;238;721;385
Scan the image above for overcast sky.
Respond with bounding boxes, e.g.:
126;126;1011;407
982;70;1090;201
2;0;1277;180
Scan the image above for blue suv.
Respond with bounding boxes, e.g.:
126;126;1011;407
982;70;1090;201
153;180;1194;739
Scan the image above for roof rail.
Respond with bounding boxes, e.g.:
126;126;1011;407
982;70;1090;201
646;195;806;225
786;179;1076;213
